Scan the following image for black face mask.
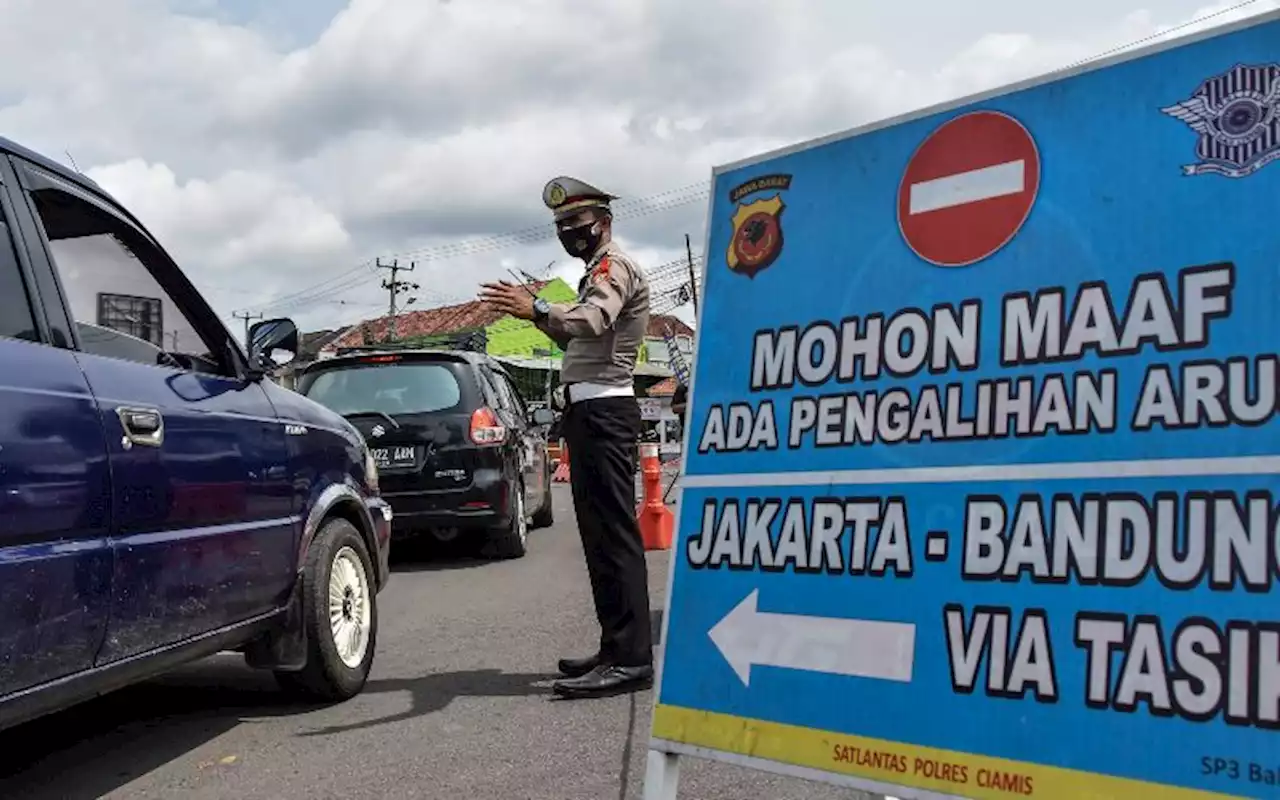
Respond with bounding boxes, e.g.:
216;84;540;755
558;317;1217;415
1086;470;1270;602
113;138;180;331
557;220;603;259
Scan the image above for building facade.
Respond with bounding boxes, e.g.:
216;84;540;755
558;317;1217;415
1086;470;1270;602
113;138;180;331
640;316;695;372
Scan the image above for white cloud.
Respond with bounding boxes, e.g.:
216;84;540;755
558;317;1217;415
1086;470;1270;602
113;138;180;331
0;0;1272;335
87;159;352;280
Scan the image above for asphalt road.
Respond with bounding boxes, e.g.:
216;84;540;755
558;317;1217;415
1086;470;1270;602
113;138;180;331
0;486;876;800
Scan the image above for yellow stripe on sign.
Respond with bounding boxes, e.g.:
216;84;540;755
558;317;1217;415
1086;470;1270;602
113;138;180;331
650;704;1242;800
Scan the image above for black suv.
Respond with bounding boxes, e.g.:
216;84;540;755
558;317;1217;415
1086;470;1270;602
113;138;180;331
296;348;554;558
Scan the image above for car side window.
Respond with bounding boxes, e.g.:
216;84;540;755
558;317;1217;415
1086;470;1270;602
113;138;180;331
26;185;230;375
476;368;505;411
479;367;524;427
487;369;517;412
0;212;40;344
498;373;527;418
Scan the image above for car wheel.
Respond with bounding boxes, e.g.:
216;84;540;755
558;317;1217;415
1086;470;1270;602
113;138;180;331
274;516;378;701
530;463;554;529
484;480;528;559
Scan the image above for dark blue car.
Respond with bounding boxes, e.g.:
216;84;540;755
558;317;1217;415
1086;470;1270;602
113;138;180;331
0;136;392;732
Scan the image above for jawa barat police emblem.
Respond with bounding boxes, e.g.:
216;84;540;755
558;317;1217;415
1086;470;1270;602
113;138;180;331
1161;62;1280;178
726;173;792;278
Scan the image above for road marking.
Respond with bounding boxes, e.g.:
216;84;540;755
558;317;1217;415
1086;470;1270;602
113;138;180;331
709;589;915;687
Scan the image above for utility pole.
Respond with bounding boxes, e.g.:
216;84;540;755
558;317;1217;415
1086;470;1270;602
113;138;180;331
233;310;263;346
685;234;699;317
377;258;419;341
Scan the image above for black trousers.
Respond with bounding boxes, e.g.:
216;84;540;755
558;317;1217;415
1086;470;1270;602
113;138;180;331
562;395;653;667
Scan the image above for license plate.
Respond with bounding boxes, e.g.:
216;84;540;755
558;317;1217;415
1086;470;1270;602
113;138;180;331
372;446;415;468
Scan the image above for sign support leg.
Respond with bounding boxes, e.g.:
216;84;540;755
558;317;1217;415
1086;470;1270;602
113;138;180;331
642;749;680;799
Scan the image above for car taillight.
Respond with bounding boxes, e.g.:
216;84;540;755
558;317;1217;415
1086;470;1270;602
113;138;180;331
470;407;506;445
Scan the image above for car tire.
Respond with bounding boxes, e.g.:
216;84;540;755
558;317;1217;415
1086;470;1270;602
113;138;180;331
530;464;554;529
274;517;378;701
484;479;528;559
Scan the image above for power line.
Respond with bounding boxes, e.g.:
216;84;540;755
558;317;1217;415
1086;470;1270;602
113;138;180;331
376;183;710;263
255;261;378;316
250;183;711;315
262;274;463;319
227;6;1267;324
1056;0;1262;73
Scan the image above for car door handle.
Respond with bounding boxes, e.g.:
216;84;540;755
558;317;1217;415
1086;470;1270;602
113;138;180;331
116;406;164;448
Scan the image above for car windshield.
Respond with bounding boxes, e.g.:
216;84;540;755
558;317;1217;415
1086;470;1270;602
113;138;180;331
301;362;462;416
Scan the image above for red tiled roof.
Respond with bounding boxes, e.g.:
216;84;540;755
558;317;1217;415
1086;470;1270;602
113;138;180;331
324;281;550;351
648;314;693;338
648;377;678;397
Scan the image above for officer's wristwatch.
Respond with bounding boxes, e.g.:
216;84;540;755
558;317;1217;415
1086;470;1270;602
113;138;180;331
532;298;551;321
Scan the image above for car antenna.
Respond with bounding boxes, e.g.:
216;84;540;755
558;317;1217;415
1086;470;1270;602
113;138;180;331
505;268;538;297
65;149;81;173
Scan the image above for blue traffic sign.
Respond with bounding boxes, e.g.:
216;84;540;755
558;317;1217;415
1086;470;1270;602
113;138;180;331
648;11;1280;800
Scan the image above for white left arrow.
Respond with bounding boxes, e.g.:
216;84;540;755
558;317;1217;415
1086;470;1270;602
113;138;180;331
708;589;916;687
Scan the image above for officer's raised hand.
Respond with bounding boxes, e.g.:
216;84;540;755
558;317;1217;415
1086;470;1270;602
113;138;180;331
478;281;534;320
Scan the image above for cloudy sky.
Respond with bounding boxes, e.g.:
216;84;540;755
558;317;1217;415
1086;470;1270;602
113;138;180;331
0;0;1273;337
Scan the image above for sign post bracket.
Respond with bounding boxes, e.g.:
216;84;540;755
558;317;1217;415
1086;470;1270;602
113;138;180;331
642;748;680;799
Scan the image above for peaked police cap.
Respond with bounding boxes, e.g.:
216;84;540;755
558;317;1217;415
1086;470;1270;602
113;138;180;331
543;176;619;221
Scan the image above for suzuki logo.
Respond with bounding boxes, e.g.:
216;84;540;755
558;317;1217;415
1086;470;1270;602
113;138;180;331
371;425;385;438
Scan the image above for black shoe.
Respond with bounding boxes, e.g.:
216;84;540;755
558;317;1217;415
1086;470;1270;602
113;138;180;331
552;664;654;699
557;653;601;678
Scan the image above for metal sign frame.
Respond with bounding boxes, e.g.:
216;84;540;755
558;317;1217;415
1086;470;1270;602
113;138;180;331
643;9;1280;799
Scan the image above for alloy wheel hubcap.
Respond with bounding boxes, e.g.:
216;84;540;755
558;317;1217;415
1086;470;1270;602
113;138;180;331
328;546;371;669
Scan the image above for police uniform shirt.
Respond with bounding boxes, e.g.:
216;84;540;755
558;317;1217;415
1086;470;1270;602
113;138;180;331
535;241;650;387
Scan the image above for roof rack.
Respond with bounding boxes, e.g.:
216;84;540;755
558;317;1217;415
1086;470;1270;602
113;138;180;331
333;330;488;358
438;330;487;353
333;343;415;356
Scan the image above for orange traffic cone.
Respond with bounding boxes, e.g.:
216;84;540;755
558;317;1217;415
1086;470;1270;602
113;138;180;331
552;440;571;483
635;442;673;551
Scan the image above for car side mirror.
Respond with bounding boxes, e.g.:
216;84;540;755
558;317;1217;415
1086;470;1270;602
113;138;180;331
248;317;299;375
531;407;555;426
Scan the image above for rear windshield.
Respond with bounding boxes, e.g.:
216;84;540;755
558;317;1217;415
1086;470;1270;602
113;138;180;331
300;362;463;415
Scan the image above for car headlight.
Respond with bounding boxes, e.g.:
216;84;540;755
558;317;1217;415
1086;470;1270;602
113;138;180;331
363;446;380;494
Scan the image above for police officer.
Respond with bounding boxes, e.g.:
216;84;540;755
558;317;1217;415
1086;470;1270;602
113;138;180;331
478;176;653;699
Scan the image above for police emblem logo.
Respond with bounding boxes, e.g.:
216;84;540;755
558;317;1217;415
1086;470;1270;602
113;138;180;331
546;181;568;207
725;173;792;279
1161;63;1280;178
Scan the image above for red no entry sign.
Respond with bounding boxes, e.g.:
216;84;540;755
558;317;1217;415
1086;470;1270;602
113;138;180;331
897;110;1040;267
